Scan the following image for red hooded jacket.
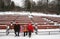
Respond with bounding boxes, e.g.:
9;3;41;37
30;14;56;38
28;24;34;32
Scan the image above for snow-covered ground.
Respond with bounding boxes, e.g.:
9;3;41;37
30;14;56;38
0;29;60;39
0;29;60;35
0;12;60;17
0;32;60;39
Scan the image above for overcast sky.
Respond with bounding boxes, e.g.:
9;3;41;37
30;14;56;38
11;0;53;8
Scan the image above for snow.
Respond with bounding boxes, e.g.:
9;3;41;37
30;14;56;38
0;33;60;39
0;29;60;32
0;12;60;17
37;29;60;35
38;29;60;32
0;26;60;39
0;29;60;36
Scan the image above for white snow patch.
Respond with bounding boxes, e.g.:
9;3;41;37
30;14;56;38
0;12;60;17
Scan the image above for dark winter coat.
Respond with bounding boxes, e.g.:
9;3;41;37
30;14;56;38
14;24;20;32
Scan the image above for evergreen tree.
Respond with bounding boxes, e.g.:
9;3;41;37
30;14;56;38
25;0;31;11
1;1;5;11
10;1;15;10
57;0;60;15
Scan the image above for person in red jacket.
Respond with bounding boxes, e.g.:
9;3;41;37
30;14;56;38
28;23;34;37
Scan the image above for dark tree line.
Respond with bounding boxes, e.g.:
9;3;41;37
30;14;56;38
0;0;15;11
0;0;60;15
24;0;60;15
57;0;60;15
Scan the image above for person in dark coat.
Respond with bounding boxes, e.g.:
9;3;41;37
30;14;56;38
28;23;34;37
14;24;20;36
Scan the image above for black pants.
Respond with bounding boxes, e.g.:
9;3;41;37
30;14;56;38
35;29;38;35
24;31;28;36
6;29;9;35
29;31;32;37
15;31;20;36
